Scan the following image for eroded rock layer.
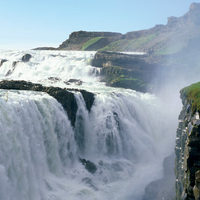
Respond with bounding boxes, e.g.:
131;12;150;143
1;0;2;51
175;82;200;200
0;80;95;127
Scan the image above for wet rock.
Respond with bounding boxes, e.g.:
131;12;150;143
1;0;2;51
22;54;32;62
0;59;7;66
67;79;83;85
80;158;97;174
91;51;156;93
48;77;61;82
79;90;95;112
6;61;19;76
0;80;95;127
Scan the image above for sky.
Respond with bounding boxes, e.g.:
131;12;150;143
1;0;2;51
0;0;199;50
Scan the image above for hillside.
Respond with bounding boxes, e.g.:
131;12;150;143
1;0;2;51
34;3;200;56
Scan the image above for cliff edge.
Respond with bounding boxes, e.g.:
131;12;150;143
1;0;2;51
175;81;200;200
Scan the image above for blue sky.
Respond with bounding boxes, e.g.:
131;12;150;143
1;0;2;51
0;0;199;50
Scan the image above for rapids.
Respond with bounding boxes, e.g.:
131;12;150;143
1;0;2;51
0;50;177;200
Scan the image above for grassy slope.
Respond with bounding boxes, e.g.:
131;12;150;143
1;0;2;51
99;33;158;52
181;82;200;114
82;37;104;50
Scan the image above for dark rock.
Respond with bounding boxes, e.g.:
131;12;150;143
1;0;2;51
22;54;32;62
91;51;148;69
0;59;7;66
91;51;157;93
67;79;83;85
33;47;57;50
5;61;19;76
175;84;200;199
12;61;19;67
80;158;97;174
48;77;61;82
0;80;95;127
79;90;95;112
6;70;12;76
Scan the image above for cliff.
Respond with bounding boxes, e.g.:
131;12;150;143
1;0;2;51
91;51;159;92
0;80;95;127
34;3;200;55
175;81;200;200
57;31;122;51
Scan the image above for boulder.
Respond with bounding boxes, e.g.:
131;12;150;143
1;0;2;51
22;54;32;62
0;59;7;66
80;158;97;174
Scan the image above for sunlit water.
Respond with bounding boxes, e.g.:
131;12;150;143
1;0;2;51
0;50;177;200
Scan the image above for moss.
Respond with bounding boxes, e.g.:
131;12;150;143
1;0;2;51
109;77;147;92
181;81;200;114
82;37;104;51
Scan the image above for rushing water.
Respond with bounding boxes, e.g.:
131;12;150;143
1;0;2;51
0;50;177;200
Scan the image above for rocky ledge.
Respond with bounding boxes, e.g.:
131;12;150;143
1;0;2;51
175;81;200;200
91;51;161;93
0;80;95;127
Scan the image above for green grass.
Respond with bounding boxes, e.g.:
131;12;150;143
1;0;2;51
99;40;129;51
82;37;104;50
99;33;158;52
181;82;200;114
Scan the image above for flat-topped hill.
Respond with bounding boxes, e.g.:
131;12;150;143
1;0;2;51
34;3;200;56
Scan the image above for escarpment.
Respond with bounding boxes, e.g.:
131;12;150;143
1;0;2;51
175;82;200;200
0;80;95;127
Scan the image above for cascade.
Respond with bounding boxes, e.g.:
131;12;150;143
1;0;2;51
0;50;176;200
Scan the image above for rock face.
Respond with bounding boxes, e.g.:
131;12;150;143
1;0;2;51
22;54;32;62
58;31;122;51
0;80;95;127
175;82;200;200
91;51;159;93
79;158;97;174
0;59;7;66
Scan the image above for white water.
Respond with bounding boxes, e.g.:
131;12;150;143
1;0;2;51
0;50;177;200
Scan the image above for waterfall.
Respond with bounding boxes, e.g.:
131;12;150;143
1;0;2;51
0;50;176;200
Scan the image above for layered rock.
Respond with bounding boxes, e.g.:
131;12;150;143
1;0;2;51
0;80;95;126
57;31;122;51
91;51;160;93
175;82;200;200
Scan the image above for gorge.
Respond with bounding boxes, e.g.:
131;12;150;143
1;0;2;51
1;2;200;200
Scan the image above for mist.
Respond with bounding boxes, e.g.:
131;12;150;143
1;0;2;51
141;19;200;198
